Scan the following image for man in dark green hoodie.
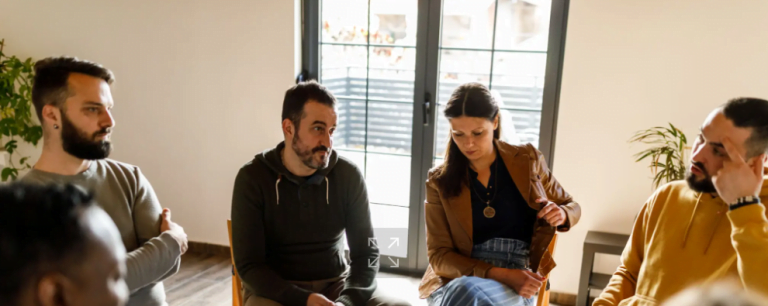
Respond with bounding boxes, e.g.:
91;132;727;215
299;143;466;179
231;81;409;306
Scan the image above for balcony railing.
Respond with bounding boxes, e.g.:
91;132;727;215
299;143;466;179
323;67;544;155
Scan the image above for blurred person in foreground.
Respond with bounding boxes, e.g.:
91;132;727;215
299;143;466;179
0;183;128;306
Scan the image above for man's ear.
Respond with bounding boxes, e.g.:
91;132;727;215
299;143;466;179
41;104;62;129
282;118;293;138
37;273;73;306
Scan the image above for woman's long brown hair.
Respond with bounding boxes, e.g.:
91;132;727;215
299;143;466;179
432;83;501;198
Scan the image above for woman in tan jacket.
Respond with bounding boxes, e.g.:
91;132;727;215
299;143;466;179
419;83;582;306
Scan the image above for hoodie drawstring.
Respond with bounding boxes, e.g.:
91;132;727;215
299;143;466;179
682;193;703;248
275;175;282;205
325;177;329;205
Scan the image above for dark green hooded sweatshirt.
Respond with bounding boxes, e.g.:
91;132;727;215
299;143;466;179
231;142;379;306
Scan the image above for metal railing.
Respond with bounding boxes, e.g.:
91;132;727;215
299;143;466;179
323;67;544;154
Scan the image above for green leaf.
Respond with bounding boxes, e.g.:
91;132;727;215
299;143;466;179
19;156;28;164
634;150;656;163
632;122;689;187
4;139;17;154
1;167;17;182
0;118;16;136
22;125;43;145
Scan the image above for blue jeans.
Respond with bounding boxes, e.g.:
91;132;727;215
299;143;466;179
427;238;536;306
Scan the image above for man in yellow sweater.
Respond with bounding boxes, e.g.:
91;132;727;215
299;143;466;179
594;97;768;306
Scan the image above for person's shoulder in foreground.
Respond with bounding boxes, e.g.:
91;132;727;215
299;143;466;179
0;183;129;306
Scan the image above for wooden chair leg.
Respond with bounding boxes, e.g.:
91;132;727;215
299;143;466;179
228;220;244;306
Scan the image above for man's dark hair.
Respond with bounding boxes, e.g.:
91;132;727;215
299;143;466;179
0;183;95;305
32;56;115;122
722;97;768;157
281;80;336;129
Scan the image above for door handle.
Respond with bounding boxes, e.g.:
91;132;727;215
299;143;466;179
423;92;431;126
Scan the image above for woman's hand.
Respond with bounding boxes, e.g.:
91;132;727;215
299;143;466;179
487;267;545;299
536;198;566;227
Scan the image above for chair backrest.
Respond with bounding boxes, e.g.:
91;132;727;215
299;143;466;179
227;220;244;306
536;233;558;306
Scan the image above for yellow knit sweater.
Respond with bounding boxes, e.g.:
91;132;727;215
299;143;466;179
593;176;768;306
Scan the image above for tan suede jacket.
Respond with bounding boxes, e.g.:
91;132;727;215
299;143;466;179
418;140;582;299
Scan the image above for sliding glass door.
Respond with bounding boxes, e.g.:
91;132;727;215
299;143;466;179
303;0;569;273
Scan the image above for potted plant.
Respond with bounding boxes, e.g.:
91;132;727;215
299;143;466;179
630;123;688;188
0;39;43;182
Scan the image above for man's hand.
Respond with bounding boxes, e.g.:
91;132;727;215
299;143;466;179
306;293;335;306
160;208;188;255
536;198;566;227
488;268;545;299
712;137;766;205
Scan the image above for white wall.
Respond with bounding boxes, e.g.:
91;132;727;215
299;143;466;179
0;0;300;244
549;0;768;294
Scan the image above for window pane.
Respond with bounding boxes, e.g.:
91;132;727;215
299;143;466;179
492;51;546;147
335;100;367;151
491;51;546;110
321;45;368;99
366;153;411;206
370;204;409;257
439;50;492;92
368;46;417;102
321;0;369;43
337;148;366;171
493;0;552;51
440;0;497;49
365;101;413;154
370;0;419;46
499;109;541;147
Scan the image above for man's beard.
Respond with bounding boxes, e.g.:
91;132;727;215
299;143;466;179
291;133;330;170
60;112;112;160
685;161;717;193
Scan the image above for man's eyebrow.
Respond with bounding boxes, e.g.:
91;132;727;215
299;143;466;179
700;129;724;149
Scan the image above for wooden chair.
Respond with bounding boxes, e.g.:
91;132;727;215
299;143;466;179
227;220;244;306
537;234;558;306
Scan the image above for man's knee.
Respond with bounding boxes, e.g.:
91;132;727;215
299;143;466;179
243;288;284;306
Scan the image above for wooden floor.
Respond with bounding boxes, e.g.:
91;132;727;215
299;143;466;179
164;253;562;306
163;252;428;306
164;253;234;306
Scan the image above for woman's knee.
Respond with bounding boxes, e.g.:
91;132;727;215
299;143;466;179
440;277;523;306
446;276;484;292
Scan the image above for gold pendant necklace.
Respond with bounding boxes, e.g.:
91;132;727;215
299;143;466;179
471;157;499;219
483;203;496;218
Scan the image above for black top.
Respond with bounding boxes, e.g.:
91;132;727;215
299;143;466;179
231;142;378;306
469;152;539;245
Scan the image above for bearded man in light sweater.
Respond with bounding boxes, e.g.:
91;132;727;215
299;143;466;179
21;56;188;306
